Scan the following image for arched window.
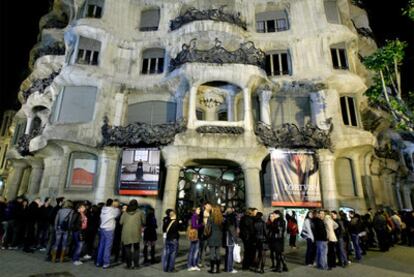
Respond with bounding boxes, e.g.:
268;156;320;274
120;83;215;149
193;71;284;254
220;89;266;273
66;152;98;189
127;101;176;125
141;48;165;74
256;10;289;33
140;8;160;31
335;158;358;197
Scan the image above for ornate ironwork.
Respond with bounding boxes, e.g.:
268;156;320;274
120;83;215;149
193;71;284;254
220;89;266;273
255;121;333;151
375;144;400;161
196;125;244;134
16;126;43;156
22;70;61;101
170;6;247;31
101;117;187;147
169;38;266;72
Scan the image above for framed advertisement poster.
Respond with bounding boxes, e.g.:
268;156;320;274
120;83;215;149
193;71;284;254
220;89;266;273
119;148;160;196
67;152;98;189
270;149;322;207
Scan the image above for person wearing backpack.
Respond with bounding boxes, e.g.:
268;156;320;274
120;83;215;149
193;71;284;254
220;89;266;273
96;199;120;269
187;207;203;271
52;200;73;263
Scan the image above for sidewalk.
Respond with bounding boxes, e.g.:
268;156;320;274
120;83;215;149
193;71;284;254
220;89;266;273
0;235;413;277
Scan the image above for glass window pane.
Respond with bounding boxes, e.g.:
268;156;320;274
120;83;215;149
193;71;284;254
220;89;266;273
331;48;339;69
265;55;272;75
277;19;287;31
95;6;102;18
141;58;149;74
87;5;95;17
340;96;349;125
281;53;289;75
157;57;164;73
348;97;358;126
273;54;281;75
149;58;156;74
77;49;84;63
339;49;348;69
92;51;99;65
256;21;265;32
267;20;276;32
84;50;92;64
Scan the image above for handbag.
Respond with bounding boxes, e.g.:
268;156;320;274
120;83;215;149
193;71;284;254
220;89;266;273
187;225;199;241
233;243;241;263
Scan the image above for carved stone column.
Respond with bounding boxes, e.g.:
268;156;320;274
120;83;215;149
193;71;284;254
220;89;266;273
175;92;184;120
188;86;197;128
161;165;181;214
402;185;413;210
258;89;272;125
243;88;253;131
318;150;338;210
4;161;27;201
27;162;44;196
226;92;235;122
243;167;264;211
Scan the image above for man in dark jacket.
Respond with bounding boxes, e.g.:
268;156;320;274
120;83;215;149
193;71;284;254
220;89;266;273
331;211;348;267
38;198;53;250
162;210;181;272
23;198;41;252
314;210;328;270
349;211;362;261
239;208;256;270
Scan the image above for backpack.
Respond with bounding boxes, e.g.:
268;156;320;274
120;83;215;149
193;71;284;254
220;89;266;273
59;211;72;231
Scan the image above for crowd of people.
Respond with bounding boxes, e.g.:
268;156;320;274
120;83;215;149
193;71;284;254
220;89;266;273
1;195;414;274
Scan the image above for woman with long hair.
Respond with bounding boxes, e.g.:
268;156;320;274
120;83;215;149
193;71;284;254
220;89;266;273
207;205;224;273
300;210;316;266
143;207;157;264
187;207;203;271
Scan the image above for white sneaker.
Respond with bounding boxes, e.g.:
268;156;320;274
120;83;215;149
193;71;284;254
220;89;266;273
73;261;83;266
194;267;201;271
230;270;238;273
187;267;195;271
83;254;92;260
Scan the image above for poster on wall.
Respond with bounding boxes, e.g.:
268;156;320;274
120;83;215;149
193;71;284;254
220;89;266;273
70;158;97;188
119;148;160;196
270;149;322;207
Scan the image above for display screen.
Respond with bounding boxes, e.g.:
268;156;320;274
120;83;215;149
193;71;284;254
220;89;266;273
119;148;160;196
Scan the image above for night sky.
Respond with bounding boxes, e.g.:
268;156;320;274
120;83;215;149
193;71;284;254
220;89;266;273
0;0;413;118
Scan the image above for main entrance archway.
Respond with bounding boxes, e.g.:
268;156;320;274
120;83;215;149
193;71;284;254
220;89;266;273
176;160;245;221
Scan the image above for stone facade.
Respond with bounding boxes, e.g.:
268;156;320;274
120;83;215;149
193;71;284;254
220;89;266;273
3;0;413;222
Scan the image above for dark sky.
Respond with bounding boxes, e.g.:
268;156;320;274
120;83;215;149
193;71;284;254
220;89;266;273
0;0;413;118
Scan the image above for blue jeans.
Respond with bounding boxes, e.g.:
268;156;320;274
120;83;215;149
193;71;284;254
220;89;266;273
96;229;114;267
225;245;234;272
187;240;200;268
336;238;348;265
351;234;362;261
72;231;84;262
163;239;178;272
305;238;316;265
316;240;328;270
53;229;69;251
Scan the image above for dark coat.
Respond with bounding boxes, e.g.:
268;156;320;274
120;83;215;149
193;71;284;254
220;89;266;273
144;213;158;242
224;213;238;247
313;217;327;241
163;218;180;241
207;219;223;247
254;217;267;243
239;215;254;242
267;218;285;253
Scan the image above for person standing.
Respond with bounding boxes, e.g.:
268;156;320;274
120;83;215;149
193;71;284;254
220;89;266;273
120;199;145;269
324;212;338;270
254;212;267;274
287;212;299;249
52;200;73;263
300;210;316;266
143;207;157;265
187;207;203;271
96;199;120;268
37;198;53;251
71;203;88;265
162;210;180;273
239;208;256;270
198;202;212;268
314;210;328;270
331;211;348;267
348;211;363;262
223;208;238;273
273;210;288;272
207;206;224;274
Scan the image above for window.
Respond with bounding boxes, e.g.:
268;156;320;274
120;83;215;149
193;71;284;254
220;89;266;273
196;109;205;120
134;149;149;162
271;96;311;128
52;86;97;124
324;0;341;24
76;37;101;65
84;0;104;18
140;8;160;31
141;48;165;74
265;51;291;76
335;158;358;197
66;152;97;189
256;10;289;33
217;109;228;121
331;44;348;70
1;115;9;136
340;96;359;127
127;101;176;125
12;120;26;145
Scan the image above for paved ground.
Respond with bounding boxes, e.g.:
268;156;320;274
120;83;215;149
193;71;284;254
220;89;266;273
0;237;414;277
